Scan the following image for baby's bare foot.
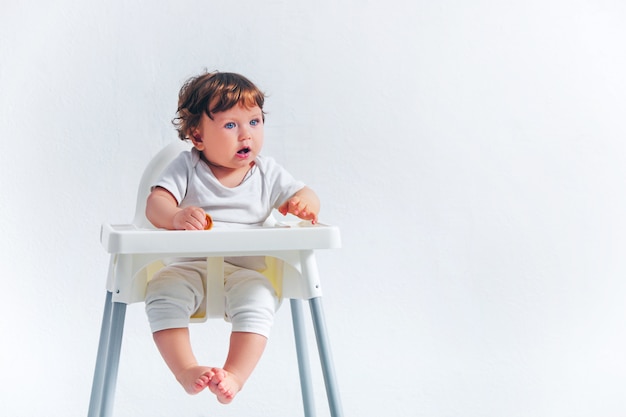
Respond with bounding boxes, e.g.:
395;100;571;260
175;366;215;395
208;367;242;404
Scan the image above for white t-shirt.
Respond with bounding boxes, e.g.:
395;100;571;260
154;148;305;270
154;148;306;228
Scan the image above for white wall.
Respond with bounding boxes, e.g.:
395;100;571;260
2;1;626;416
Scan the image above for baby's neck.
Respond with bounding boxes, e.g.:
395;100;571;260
209;162;256;188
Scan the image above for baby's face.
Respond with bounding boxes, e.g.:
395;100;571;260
192;104;264;170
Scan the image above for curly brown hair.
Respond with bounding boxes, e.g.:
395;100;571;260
172;71;265;141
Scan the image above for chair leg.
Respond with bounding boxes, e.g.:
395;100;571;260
309;297;344;417
87;291;127;417
99;300;127;417
88;291;114;417
290;298;316;417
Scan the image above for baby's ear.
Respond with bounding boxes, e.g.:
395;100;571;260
190;132;204;149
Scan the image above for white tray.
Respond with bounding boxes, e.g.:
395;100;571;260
101;222;342;255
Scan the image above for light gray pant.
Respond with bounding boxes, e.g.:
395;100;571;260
145;260;279;337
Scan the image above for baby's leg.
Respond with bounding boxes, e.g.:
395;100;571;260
146;262;212;394
209;267;278;403
153;328;215;394
209;332;268;403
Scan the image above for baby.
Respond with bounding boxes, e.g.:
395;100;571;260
144;71;319;403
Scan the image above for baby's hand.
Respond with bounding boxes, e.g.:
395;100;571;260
278;196;318;224
172;206;208;230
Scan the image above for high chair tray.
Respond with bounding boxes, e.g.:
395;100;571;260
101;222;341;255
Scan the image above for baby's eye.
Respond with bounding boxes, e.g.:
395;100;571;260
250;119;261;126
224;122;236;129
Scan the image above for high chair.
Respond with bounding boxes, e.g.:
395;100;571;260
88;141;343;417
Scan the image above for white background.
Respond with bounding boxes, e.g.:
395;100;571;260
1;1;626;416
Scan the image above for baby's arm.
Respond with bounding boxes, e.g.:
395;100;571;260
146;186;208;230
278;186;320;224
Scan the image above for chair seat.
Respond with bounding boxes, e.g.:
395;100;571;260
101;221;341;307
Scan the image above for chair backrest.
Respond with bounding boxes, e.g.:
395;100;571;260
132;140;192;228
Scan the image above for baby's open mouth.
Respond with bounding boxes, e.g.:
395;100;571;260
237;147;251;155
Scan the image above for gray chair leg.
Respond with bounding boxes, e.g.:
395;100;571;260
87;292;127;417
291;298;316;417
88;291;114;417
310;297;344;417
99;300;127;417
